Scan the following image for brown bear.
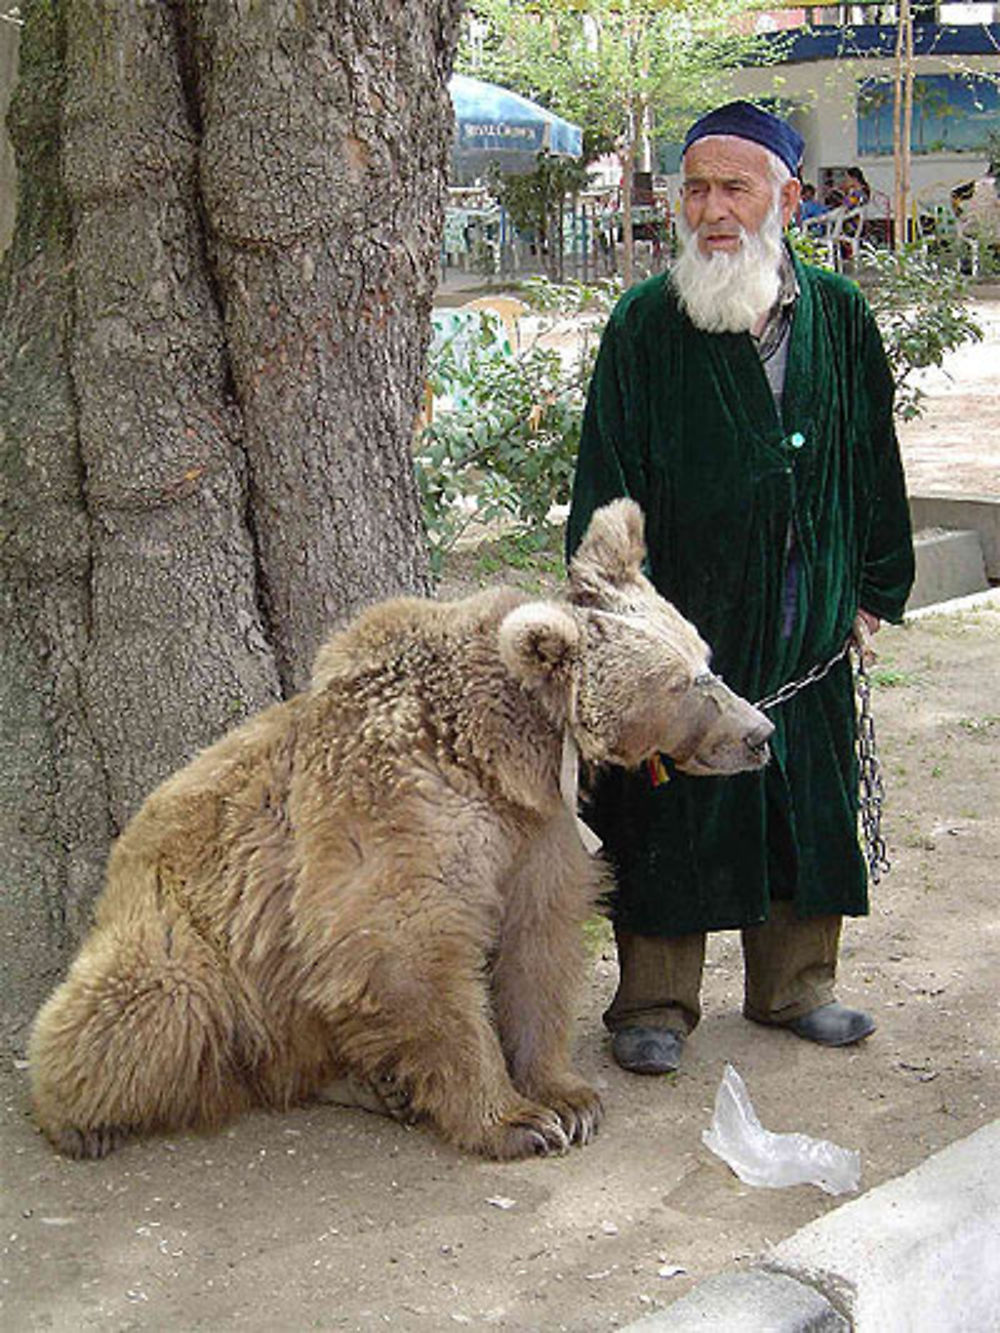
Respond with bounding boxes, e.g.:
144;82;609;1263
29;500;772;1162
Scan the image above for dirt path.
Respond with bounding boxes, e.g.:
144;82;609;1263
897;296;1000;498
3;600;998;1333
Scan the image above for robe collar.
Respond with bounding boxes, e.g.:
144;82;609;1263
751;243;800;363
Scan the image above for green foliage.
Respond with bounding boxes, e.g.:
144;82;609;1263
488;153;592;281
582;912;613;957
416;279;620;573
473;527;565;582
957;715;1000;733
790;231;983;421
460;0;783;159
856;245;983;422
870;665;919;689
787;227;828;270
490;155;591;238
513;274;619;316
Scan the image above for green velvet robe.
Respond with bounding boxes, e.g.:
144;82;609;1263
566;253;915;935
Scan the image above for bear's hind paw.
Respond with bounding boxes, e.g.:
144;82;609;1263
47;1123;129;1160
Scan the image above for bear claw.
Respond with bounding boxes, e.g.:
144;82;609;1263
50;1124;127;1160
492;1110;571;1159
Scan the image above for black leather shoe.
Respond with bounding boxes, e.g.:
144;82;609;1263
611;1026;685;1074
788;1003;876;1047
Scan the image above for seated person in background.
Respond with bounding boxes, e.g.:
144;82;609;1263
839;167;871;243
798;183;827;230
840;166;871;210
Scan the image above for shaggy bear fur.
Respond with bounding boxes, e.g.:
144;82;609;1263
29;500;771;1161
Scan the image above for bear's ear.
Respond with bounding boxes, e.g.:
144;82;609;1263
498;602;580;689
569;498;647;605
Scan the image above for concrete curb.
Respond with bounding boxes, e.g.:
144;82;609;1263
909;495;1000;582
905;584;1000;620
622;1119;1000;1332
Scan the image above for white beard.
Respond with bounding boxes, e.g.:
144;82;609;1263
672;201;785;334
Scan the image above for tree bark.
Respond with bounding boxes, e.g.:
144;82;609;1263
0;0;463;1047
892;0;914;249
619;139;635;288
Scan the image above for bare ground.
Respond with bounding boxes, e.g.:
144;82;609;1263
896;296;1000;498
2;300;998;1333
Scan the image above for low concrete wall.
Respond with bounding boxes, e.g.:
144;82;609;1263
909;494;1000;581
768;1119;1000;1332
908;528;989;610
623;1119;1000;1333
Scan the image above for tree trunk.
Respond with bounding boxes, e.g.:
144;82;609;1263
619;139;635;288
892;0;914;249
0;0;463;1048
902;11;915;242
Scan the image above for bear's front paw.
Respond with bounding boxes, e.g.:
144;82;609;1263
533;1078;604;1146
486;1103;571;1160
317;1072;417;1124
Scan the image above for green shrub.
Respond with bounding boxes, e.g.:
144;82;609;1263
856;244;983;421
415;279;618;572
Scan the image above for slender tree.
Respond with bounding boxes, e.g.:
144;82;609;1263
0;0;463;1045
893;0;915;248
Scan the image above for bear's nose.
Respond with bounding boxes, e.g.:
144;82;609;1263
744;717;774;756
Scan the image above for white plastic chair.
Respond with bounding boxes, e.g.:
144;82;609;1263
954;179;1000;278
809;204;867;270
460;295;528;351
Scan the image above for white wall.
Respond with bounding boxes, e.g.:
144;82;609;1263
729;52;996;205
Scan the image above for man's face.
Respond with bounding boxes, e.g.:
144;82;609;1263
681;137;799;257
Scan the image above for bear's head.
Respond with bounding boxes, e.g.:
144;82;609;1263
497;499;773;776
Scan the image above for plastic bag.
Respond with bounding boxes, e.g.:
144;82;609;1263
702;1063;860;1196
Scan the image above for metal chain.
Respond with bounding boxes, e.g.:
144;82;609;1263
754;638;890;885
753;640;852;712
854;649;890;884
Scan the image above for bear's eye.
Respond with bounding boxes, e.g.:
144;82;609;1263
656;672;692;697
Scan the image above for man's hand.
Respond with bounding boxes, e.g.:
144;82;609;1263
852;609;881;666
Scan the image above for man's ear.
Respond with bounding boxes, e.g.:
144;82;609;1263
498;602;579;690
781;177;802;227
569;498;647;606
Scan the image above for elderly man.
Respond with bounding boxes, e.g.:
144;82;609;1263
567;101;914;1075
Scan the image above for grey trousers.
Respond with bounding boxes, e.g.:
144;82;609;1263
603;901;842;1034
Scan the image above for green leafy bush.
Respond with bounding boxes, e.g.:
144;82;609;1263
415;279;618;572
856;245;983;421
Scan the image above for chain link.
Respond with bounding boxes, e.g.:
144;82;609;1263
754;638;890;885
854;650;890;884
753;640;852;713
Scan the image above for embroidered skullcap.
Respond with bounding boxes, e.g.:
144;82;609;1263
682;101;804;177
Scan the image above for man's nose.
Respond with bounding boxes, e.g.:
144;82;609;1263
703;186;732;221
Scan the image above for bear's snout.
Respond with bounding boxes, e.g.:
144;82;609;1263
742;714;774;764
668;678;774;777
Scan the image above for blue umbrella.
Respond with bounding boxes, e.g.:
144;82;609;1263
449;74;583;181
